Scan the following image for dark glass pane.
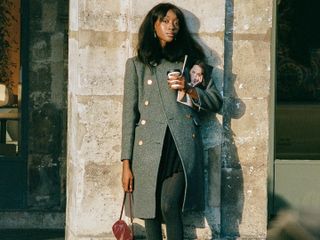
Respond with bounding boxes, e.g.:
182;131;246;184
276;0;320;159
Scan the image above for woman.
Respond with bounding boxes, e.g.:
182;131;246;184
121;3;222;239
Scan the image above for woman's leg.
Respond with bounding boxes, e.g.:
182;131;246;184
144;173;163;240
160;171;185;240
144;217;163;240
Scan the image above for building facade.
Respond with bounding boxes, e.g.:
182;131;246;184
67;0;273;239
0;0;279;239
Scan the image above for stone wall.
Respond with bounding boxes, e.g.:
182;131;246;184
0;0;67;229
28;0;68;210
221;0;272;238
67;0;272;239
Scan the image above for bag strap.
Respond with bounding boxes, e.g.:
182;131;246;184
128;193;133;225
119;192;134;236
119;192;126;220
119;192;133;221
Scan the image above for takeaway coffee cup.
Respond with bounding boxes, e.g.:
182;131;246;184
167;69;181;89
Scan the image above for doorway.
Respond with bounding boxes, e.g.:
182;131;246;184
273;0;320;215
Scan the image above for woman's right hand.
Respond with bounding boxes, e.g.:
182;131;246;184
167;74;185;90
122;160;134;192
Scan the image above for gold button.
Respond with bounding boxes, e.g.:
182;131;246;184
147;80;153;85
138;140;143;145
186;114;192;119
141;120;146;125
144;100;149;106
192;133;196;139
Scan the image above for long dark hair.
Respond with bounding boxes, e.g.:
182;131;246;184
137;3;205;67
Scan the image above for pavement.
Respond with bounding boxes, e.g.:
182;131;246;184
0;229;64;240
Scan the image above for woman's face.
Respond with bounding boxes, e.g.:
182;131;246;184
190;64;204;86
154;9;180;47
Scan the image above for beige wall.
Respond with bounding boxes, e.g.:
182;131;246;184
230;0;272;237
67;0;272;239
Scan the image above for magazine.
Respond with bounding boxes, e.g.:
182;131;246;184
176;62;206;108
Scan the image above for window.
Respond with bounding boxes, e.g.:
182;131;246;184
0;0;23;157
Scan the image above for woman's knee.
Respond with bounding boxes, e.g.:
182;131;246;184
161;197;181;219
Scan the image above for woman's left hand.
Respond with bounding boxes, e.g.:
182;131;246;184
167;75;185;90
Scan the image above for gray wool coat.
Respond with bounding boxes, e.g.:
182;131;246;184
121;56;222;219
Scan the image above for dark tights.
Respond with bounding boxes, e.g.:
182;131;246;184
144;171;185;240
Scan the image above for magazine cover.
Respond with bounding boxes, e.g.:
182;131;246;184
177;61;209;108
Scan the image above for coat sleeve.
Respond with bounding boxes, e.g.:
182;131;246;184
120;58;140;161
192;69;223;112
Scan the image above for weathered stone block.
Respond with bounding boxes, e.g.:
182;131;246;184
51;33;64;61
29;64;52;92
29;91;51;110
42;1;58;32
130;1;225;34
196;35;224;68
221;157;267;239
179;0;225;34
51;61;66;107
30;103;62;154
233;0;272;34
231;98;269;167
0;212;64;229
28;154;61;209
69;0;79;31
65;160;85;232
75;95;122;164
68;38;80;93
238;165;267;238
68;162;123;236
31;38;52;61
78;46;127;96
226;40;271;98
79;0;128;32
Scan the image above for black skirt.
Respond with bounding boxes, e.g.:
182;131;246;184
157;127;183;182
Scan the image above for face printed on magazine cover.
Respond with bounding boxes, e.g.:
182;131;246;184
190;64;204;87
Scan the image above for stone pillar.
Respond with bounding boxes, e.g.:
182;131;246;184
67;0;131;239
220;0;272;238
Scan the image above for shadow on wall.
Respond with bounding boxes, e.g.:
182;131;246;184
219;1;246;238
182;2;246;239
